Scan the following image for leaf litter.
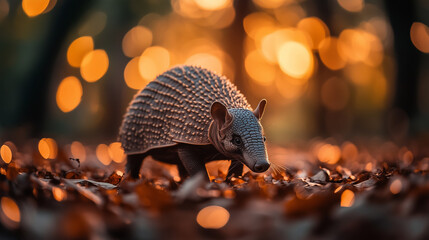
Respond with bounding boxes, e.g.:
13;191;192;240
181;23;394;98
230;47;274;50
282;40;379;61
1;139;429;239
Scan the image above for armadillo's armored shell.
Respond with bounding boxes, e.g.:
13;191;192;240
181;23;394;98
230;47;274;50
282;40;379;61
119;65;251;154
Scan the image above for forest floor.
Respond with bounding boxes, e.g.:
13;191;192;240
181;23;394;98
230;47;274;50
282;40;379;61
1;138;429;240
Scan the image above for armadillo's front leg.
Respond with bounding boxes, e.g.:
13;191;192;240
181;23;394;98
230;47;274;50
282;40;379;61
226;160;243;180
177;147;209;180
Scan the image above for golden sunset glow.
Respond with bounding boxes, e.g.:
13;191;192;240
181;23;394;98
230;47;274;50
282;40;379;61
243;12;277;41
297;17;329;49
185;53;223;74
245;50;276;86
338;29;371;63
318;37;346;70
261;28;311;63
194;0;230;11
277;41;313;79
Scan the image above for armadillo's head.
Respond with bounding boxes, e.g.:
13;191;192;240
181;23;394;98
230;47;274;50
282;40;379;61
209;100;270;173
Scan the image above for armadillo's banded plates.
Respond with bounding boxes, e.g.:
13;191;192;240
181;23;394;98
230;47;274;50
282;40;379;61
119;65;251;154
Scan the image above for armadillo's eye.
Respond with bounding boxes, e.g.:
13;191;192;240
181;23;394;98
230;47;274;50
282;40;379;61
263;136;266;142
232;135;242;146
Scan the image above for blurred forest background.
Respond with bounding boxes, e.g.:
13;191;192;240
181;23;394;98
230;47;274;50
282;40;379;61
0;0;428;150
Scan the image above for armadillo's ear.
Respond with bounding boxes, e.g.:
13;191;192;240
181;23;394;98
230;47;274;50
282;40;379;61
211;101;232;126
253;99;267;120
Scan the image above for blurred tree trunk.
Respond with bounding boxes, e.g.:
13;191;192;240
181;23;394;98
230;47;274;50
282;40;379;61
223;0;250;100
313;0;335;137
17;0;93;137
384;0;419;133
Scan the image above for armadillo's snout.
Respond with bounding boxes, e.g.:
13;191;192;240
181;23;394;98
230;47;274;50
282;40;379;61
254;161;270;172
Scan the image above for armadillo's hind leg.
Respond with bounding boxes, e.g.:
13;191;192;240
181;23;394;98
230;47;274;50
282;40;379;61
177;146;209;181
177;162;190;182
126;153;146;179
226;160;243;181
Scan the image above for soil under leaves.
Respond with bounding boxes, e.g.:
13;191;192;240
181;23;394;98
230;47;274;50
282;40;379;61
1;139;429;240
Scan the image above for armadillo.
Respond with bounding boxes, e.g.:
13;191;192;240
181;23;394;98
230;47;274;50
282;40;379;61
119;65;270;180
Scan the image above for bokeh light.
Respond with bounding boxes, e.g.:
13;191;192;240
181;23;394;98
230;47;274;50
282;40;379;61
297;17;329;50
138;46;171;82
38;138;57;159
42;0;57;14
390;179;402;195
337;0;364;12
71;141;86;162
340;190;355;207
317;144;341;164
341;142;358;161
410;22;429;53
0;144;12;164
22;0;49;17
318;37;346;70
338;29;371;63
261;28;311;63
142;46;170;74
56;76;83;113
125;57;147;90
243;12;277;41
38;139;50;159
52;187;67;202
277;41;314;79
80;49;109;82
196;205;230;229
138;56;158;83
1;197;20;223
185;53;223;74
108;142;125;163
245;50;276;86
193;0;230;11
253;0;290;9
96;144;111;166
122;26;153;58
67;36;94;68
